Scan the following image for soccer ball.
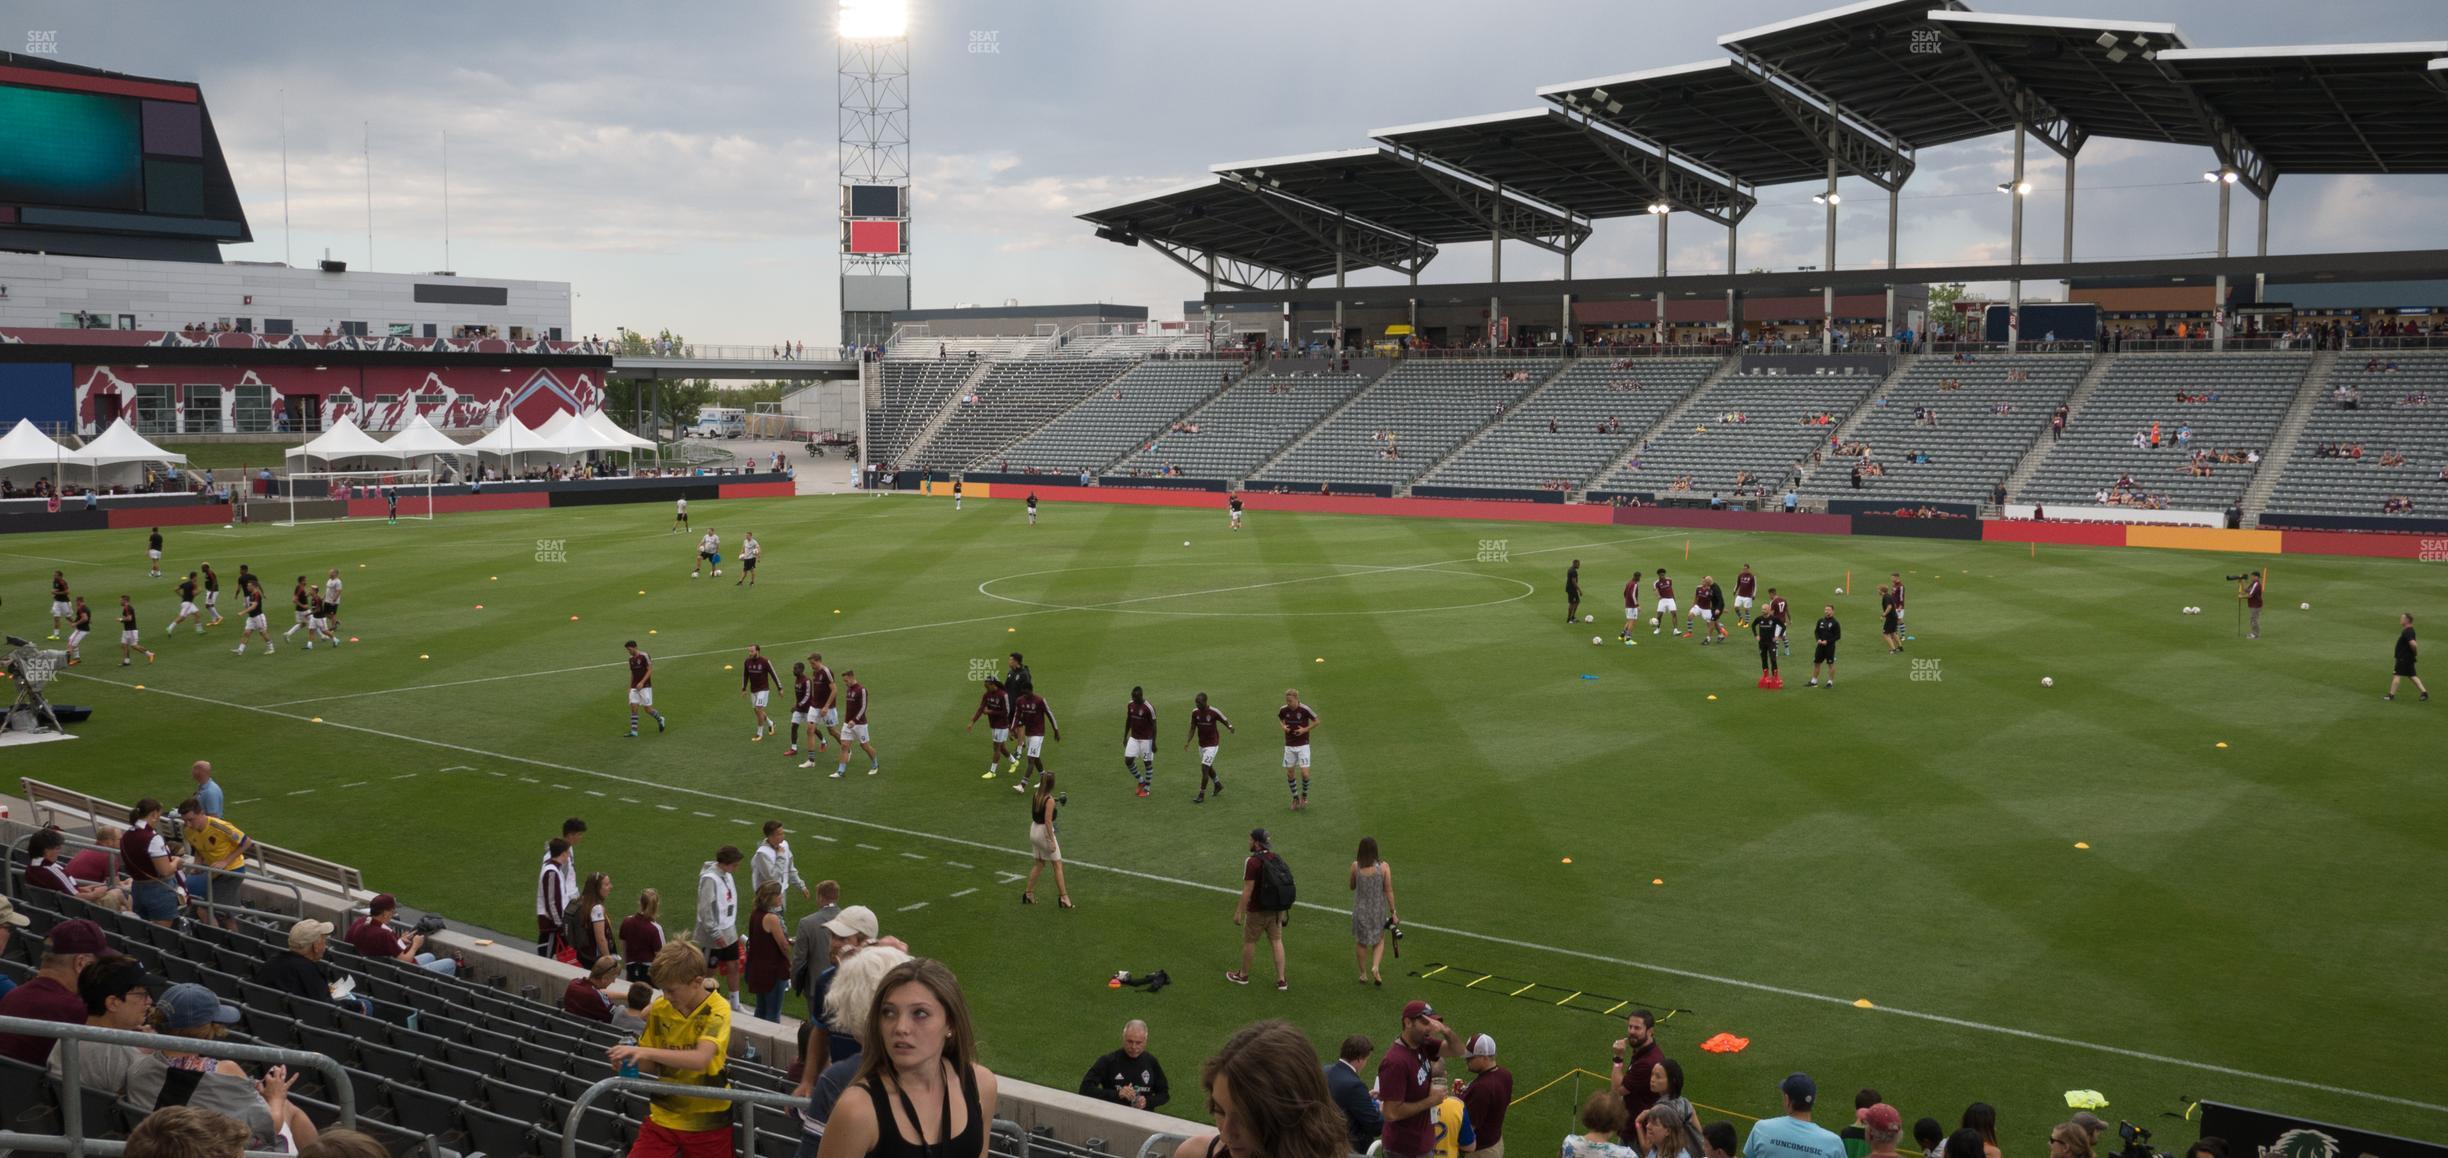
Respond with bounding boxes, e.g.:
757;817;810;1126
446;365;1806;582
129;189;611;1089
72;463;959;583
223;523;234;530
1591;636;1603;646
1583;613;1594;623
1834;587;1845;595
2041;677;2054;688
1183;541;1191;547
691;572;701;579
1648;616;1659;627
2300;602;2310;611
713;568;722;576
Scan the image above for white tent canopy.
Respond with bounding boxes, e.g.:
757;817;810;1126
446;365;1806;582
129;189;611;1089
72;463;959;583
78;420;187;466
462;414;547;457
581;409;655;451
531;409;630;454
285;415;403;463
0;420;92;470
379;415;468;458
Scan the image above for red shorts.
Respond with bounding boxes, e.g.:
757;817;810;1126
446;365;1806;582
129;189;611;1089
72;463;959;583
629;1119;732;1158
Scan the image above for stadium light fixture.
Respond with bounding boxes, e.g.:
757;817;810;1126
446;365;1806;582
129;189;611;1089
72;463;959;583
1648;202;1671;215
1995;181;2032;195
1812;192;1840;206
839;0;908;40
2222;170;2239;185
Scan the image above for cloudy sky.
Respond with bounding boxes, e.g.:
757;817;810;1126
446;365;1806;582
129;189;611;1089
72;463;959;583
23;0;2448;343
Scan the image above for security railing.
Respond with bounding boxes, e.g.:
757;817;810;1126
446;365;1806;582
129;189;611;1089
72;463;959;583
558;1076;1035;1158
0;1015;358;1158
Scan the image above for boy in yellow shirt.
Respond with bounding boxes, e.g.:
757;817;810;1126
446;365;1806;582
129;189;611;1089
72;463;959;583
610;941;735;1158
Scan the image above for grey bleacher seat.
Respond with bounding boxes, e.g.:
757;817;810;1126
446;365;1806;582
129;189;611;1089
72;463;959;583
1420;359;1718;492
887;334;1048;360
1593;365;1886;498
1111;372;1371;481
2264;353;2448;519
994;361;1237;473
1799;355;2089;504
1251;359;1560;489
911;359;1133;471
870;361;973;464
2020;352;2311;510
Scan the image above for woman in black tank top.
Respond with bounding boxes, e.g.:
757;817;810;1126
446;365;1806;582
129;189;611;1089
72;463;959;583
1170;1020;1349;1158
815;959;1000;1158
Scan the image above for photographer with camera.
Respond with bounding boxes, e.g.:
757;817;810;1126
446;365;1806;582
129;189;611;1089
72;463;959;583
1349;836;1398;986
2234;570;2264;639
1377;1001;1465;1158
346;893;461;976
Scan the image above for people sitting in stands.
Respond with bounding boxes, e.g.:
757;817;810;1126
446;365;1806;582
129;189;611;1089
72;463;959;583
2380;450;2407;467
2382;495;2415;514
255;918;350;1008
49;955;158;1098
125;983;321;1152
567;954;624;1023
1080;1019;1171;1112
24;828;131;911
347;893;460;976
2401;391;2430;406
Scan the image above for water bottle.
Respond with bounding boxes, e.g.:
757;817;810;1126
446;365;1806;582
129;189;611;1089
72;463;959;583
619;1035;641;1079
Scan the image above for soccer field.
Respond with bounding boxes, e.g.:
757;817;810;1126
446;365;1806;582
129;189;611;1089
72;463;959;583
5;494;2441;1141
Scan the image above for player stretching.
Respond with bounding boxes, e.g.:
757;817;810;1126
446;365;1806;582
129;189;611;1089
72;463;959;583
1620;570;1645;641
167;572;204;636
1278;689;1318;811
692;530;720;578
1766;587;1792;656
1122;686;1158;798
740;644;778;740
65;597;92;666
1652;569;1686;637
968;676;1018;781
306;589;340;649
833;670;878;778
1186;692;1234;804
624;641;668;735
1228;494;1244;531
48;571;72;639
1733;564;1757;627
736;532;760;587
232;582;274;655
283;576;312;641
796;653;841;768
118;596;154;665
1011;686;1060;789
1564;559;1583;625
145;528;163;578
322;569;344;638
673;495;688;532
1879;583;1903;653
1810;605;1841;688
1692;575;1721;644
784;663;811;757
200;563;225;627
1704;576;1730;642
1025;492;1039;525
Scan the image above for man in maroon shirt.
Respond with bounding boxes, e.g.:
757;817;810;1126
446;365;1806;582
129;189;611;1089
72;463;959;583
1734;565;1758;627
624;640;667;737
2240;568;2264;639
832;669;877;778
1459;1033;1514;1158
1185;692;1234;804
740;644;779;742
785;662;812;757
968;676;1018;782
1012;689;1060;791
1123;686;1158;798
1620;571;1646;642
1279;689;1319;811
348;894;459;976
1609;1010;1665;1126
1653;570;1686;637
1767;588;1792;656
804;652;841;755
0;918;113;1064
1378;1001;1464;1158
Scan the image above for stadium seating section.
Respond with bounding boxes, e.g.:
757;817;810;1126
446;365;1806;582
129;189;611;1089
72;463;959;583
2264;353;2448;518
994;361;1241;474
1801;355;2089;505
1593;365;1885;498
1111;372;1371;481
1420;359;1719;493
2018;353;2312;510
1251;360;1559;490
911;360;1134;472
886;334;1051;360
871;360;975;465
1057;333;1214;358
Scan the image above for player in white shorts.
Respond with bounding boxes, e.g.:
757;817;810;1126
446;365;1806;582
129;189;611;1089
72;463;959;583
232;582;274;655
322;569;344;636
1121;686;1157;797
1228;495;1244;531
832;670;877;778
48;571;72;639
1185;691;1234;804
64;596;92;665
200;564;224;626
1278;689;1319;810
739;644;778;740
168;572;204;635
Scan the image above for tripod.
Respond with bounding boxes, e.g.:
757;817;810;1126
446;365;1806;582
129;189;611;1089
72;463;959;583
2;640;67;735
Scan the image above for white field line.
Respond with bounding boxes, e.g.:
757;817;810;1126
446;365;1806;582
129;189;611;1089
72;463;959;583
258;532;1676;709
57;669;2448;1119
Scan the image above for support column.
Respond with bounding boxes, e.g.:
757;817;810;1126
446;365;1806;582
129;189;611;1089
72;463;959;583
1726;174;1741;344
1408;264;1419;346
2253;190;2269;309
1655;207;1669;348
2008;122;2026;352
1822;132;1838;355
1333;220;1346;357
1489;233;1503;351
1885;168;1900;344
2213;174;2231;352
1204;251;1218;353
1562;248;1574;353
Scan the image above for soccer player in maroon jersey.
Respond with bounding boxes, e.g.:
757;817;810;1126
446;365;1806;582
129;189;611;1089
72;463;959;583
623;640;667;736
1766;587;1792;656
1012;688;1061;790
1652;569;1686;637
968;676;1019;781
1278;689;1319;811
740;644;779;741
784;662;811;756
1185;692;1235;804
1734;565;1758;627
1122;686;1159;797
797;653;840;768
833;670;878;778
1620;570;1646;641
1879;584;1903;653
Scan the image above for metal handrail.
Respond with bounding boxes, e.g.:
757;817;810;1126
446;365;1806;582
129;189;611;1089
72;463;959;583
1135;1133;1193;1158
0;1014;356;1158
559;1076;1033;1158
5;822;308;925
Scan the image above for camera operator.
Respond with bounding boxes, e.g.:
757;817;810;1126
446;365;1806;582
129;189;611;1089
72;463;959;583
1378;1001;1465;1158
2235;570;2264;639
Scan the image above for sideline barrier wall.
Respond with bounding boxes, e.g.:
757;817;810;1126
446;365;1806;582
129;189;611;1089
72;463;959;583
1026;484;1615;525
104;504;233;530
2279;529;2440;559
1608;506;1852;535
1982;519;2128;547
2124;525;2283;554
1852;514;1983;541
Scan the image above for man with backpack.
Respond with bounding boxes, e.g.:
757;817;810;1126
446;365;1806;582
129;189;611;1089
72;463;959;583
1229;828;1294;991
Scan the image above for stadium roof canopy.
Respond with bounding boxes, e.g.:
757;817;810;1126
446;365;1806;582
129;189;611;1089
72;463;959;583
1370;107;1756;227
1536;58;1911;192
2156;41;2448;176
1075;177;1439;292
1209;146;1590;255
1920;12;2202;147
1717;0;2015;149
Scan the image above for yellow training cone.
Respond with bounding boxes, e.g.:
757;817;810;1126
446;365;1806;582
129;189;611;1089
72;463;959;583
638;590;647;595
648;629;658;635
723;664;735;671
2215;741;2228;749
1651;878;1663;886
1706;694;1718;701
310;717;323;723
1561;857;1573;864
834;609;842;614
1853;998;1874;1009
419;654;430;660
2074;842;2090;850
490;576;498;580
1315;657;1325;664
133;684;145;691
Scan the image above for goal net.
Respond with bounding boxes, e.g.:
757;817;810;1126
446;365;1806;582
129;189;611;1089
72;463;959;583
275;469;438;526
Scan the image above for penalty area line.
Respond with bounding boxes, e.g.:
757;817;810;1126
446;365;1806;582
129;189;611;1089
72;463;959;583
56;669;2448;1120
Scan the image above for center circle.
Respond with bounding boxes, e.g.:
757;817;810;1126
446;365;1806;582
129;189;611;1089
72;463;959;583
976;561;1536;618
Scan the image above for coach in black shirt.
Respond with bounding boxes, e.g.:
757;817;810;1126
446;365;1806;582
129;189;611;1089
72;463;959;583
256;918;341;1003
1079;1019;1169;1111
1006;652;1034;698
2387;613;2427;701
1810;606;1842;688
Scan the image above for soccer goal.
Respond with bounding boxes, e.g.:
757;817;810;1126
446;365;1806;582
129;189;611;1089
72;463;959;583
276;469;438;526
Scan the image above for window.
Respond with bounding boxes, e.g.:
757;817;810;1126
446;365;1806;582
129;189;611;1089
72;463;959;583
509;326;529;340
422;324;437;339
134;385;178;434
549;327;563;341
232;385;273;433
265;319;294;336
234;318;252;333
183;385;222;434
339;321;370;338
416;393;446;408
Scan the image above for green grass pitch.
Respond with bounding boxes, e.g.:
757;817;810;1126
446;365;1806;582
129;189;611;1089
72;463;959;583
4;494;2440;1140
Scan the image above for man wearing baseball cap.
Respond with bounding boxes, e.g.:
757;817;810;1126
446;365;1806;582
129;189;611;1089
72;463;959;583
0;896;28;1002
0;917;114;1064
256;918;341;1005
1742;1073;1847;1158
1861;1105;1905;1158
1378;1001;1465;1158
53;956;166;1097
810;905;906;1061
1458;1034;1513;1158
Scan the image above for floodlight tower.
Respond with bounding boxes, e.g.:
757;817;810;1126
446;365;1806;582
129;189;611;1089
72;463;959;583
838;0;911;353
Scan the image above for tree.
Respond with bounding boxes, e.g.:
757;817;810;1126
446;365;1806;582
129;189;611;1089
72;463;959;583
600;327;709;439
1925;283;1968;336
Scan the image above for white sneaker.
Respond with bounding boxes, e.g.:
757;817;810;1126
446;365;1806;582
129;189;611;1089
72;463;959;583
827;770;844;779
798;760;817;769
266;645;275;653
232;647;245;654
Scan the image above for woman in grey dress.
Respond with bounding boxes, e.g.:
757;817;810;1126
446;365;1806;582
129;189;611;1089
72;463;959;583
1348;836;1397;986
